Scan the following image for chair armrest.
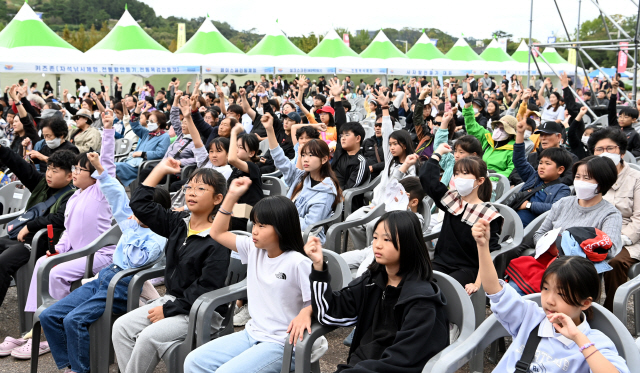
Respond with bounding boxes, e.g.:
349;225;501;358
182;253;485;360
37;226;121;308
0;210;24;225
613;275;640;325
325;206;382;253
343;176;379;216
280;322;337;373
127;266;165;311
430;315;509;373
423;230;441;242
137;160;161;179
194;280;248;347
302;203;343;242
104;255;165;316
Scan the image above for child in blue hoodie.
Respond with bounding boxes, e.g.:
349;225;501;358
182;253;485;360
262;113;341;242
472;218;629;373
39;111;170;373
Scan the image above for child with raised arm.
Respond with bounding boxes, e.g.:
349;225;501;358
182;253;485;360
112;159;230;373
306;210;448;372
184;178;313;373
472;218;629;373
263;113;340;242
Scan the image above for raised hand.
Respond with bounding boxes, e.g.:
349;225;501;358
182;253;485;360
327;78;343;98
404;153;419;166
472;218;491;248
304;236;324;271
560;72;569;88
261;112;274;130
228;176;252;199
371;88;390;106
516;119;526;134
102;110;114;129
435;143;452;155
158;157;182;175
547;312;582;341
87;152;104;174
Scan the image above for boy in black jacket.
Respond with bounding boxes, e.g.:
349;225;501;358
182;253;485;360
329;80;370;190
608;78;640;157
0;147;75;307
112;159;230;373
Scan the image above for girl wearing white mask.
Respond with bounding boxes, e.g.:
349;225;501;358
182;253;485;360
533;154;622;273
586;128;640;311
27;116;79;172
421;148;503;290
566;106;594;160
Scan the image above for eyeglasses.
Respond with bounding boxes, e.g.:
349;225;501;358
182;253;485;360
71;166;90;174
182;185;210;196
594;145;619;154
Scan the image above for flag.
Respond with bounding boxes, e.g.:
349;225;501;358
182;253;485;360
618;42;629;73
568;49;577;66
177;23;186;50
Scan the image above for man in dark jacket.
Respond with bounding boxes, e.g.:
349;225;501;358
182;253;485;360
0;147;75;307
509;121;578;186
362;119;384;177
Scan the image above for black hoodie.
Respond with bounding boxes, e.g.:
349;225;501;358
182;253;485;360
130;185;230;317
310;264;449;373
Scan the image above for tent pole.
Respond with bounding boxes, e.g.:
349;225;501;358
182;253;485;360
110;74;114;95
633;0;640;101
56;75;61;100
527;0;534;85
579;48;632;102
575;0;582;83
199;66;203;82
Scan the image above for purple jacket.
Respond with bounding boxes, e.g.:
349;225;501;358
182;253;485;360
164;106;196;168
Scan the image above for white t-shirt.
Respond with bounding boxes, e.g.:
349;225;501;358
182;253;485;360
541;99;566;122
242;113;253;133
236;235;312;345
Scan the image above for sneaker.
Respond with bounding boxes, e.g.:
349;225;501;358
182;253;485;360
449;323;460;343
233;304;251;326
10;339;50;359
0;337;27;356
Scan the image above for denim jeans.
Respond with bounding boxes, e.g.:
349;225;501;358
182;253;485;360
507;279;527;296
184;329;295;373
40;265;131;373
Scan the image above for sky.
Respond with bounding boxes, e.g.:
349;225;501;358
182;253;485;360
140;0;636;42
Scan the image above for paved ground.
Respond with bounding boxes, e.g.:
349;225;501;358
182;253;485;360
0;274;635;372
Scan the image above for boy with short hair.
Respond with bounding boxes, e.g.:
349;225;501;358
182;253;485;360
512;119;572;227
610;78;640;156
0;147;75;307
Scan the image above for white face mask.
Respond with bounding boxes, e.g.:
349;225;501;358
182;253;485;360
581;136;589;146
599;152;621;166
534;119;541;126
473;108;478;114
492;127;509;141
93;112;100;119
453;177;477;197
524;130;532;140
574;180;599;200
46;137;62;149
146;121;158;132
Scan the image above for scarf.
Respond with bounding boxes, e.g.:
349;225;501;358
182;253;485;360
440;189;501;226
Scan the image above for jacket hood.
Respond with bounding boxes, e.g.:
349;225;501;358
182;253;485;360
181;215;212;237
303;176;337;196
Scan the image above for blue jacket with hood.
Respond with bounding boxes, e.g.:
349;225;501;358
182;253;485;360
270;145;338;243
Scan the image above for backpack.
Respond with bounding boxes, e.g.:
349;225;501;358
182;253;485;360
6;185;74;239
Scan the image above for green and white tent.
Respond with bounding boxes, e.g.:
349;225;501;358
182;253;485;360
83;7;177;68
406;33;445;60
360;30;407;60
0;2;83;72
511;40;531;63
308;29;358;58
445;37;483;61
541;47;569;64
175;15;243;67
480;39;514;62
247;24;306;57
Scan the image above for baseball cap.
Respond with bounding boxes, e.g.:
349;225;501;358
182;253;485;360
534;121;564;135
286;112;301;123
316;106;335;116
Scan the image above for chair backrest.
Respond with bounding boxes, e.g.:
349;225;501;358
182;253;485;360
0;181;29;216
363;126;374;139
181;165;197;180
523;210;549;244
258;139;270;157
433;271;475;342
592;114;608;127
630;163;640;172
114;138;132;157
488;173;510;201
492;203;524;248
326;204;386;253
417;197;433;236
495;182;524;205
261;176;287;196
582;114;592;126
623;151;637;164
0;138;10;147
324;250;352;289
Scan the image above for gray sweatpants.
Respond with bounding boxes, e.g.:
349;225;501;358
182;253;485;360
112;295;223;373
346;206;379;249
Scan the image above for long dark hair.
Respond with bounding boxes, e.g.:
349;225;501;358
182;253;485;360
368;211;433;281
187;168;228;222
486;101;501;121
541;256;600;320
388;130;418;175
237;133;260;162
550;92;562;112
453;156;492;202
290;139;342;210
250;196;306;255
11;114;39;149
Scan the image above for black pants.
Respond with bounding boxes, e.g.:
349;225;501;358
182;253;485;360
0;234;47;307
432;262;477;287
